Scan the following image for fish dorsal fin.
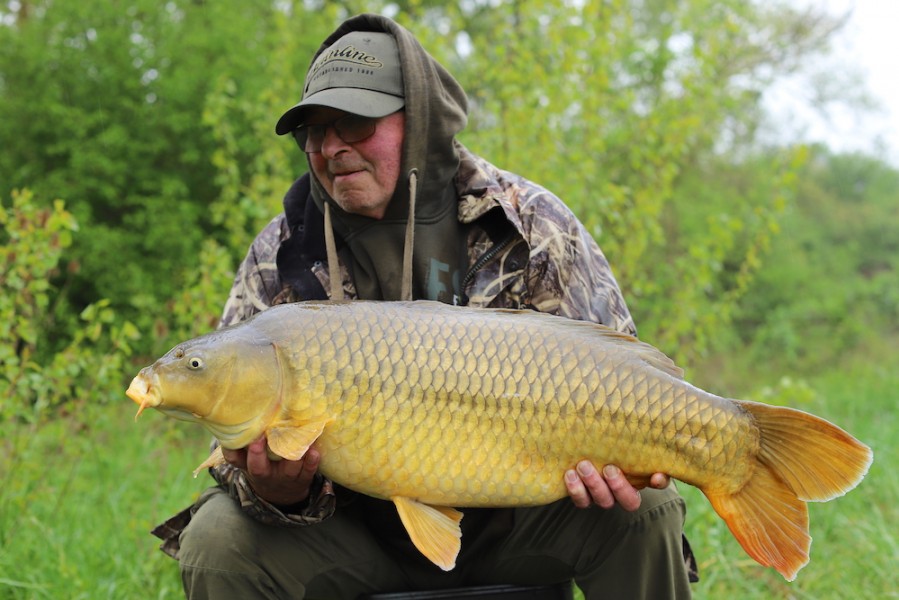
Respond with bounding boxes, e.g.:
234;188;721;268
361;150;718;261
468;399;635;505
392;496;463;571
486;307;684;380
601;329;684;380
267;420;329;461
193;445;226;478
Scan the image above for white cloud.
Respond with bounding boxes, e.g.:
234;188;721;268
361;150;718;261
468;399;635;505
765;0;899;165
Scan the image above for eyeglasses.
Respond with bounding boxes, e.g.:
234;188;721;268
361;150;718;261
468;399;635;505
292;114;378;153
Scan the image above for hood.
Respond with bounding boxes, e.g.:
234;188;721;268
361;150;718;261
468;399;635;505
302;14;470;301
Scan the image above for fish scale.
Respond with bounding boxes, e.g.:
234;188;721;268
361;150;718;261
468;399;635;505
128;299;872;578
331;313;614;502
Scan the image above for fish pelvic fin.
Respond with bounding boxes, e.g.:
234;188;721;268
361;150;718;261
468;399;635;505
192;446;226;478
392;497;463;571
705;400;873;581
267;420;329;461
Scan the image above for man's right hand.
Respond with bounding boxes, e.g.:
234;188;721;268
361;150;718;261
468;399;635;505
222;436;320;508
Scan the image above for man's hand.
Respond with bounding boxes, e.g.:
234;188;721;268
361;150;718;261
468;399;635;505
222;436;320;507
564;461;670;512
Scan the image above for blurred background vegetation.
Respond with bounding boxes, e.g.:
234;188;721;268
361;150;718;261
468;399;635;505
1;0;896;597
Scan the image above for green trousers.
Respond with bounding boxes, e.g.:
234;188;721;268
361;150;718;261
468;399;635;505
179;485;692;599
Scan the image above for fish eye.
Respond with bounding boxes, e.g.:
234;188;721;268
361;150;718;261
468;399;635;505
187;357;204;370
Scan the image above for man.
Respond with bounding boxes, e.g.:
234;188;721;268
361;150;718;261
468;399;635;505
163;13;696;599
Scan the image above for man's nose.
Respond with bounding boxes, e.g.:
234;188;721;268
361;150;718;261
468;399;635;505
319;126;349;157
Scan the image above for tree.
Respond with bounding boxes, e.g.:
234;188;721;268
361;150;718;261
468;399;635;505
393;0;846;359
734;147;899;369
0;189;139;420
0;0;855;366
0;0;326;346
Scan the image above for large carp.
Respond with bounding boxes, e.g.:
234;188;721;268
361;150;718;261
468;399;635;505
127;301;871;580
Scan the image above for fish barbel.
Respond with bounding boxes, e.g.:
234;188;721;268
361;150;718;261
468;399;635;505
126;300;872;579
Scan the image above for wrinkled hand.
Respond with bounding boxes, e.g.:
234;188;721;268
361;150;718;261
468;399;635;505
222;436;320;507
565;461;669;512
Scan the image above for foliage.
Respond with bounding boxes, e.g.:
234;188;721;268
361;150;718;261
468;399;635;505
145;239;236;358
0;190;140;423
389;0;840;359
1;0;852;365
632;146;807;361
733;147;899;370
0;0;318;337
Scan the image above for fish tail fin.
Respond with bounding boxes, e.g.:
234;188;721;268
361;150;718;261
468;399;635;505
704;460;810;580
739;400;873;502
704;400;872;581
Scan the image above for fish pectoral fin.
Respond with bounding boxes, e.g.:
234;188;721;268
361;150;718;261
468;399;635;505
266;420;329;461
392;496;463;571
192;446;226;478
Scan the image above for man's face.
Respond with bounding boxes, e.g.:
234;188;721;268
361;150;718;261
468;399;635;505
304;108;405;220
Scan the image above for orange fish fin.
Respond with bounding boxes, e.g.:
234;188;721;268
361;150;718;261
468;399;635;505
704;401;872;581
737;400;873;501
192;446;225;478
392;496;463;571
704;464;810;581
623;473;654;489
267;420;329;460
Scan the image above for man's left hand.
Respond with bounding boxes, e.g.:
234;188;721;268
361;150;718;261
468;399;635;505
564;461;670;512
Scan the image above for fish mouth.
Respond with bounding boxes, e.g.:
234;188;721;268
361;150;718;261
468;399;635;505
126;372;161;420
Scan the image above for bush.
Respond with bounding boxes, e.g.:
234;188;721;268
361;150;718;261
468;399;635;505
1;190;139;423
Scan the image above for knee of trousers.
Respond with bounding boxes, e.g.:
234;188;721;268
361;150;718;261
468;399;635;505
506;485;686;561
612;484;686;535
572;484;687;547
178;487;268;571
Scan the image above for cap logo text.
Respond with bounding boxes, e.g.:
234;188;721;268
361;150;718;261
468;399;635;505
312;45;384;75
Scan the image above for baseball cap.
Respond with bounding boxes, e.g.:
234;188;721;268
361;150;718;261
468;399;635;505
275;31;405;135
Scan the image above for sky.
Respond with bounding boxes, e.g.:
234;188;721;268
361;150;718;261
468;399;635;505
765;0;899;166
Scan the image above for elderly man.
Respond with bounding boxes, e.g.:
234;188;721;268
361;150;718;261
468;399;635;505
162;13;695;600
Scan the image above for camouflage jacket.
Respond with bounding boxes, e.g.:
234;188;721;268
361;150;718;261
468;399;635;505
153;145;635;557
220;145;634;332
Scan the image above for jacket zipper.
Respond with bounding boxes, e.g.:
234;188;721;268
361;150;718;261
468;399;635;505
461;230;519;293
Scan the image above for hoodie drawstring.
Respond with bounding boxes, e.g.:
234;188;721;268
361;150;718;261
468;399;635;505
401;169;418;302
323;168;418;302
323;201;344;300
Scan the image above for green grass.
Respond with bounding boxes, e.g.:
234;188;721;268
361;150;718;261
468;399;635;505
0;402;209;599
1;358;896;599
680;357;899;599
